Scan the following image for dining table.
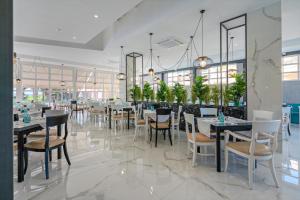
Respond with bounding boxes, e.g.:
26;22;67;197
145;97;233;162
14;110;69;182
107;105;133;129
197;117;252;172
143;109;175;142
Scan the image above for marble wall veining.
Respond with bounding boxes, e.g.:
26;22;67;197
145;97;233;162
247;2;282;120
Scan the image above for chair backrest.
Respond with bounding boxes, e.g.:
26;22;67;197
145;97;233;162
45;114;69;147
200;108;218;117
156;108;172;123
42;106;51;117
70;100;77;110
251;120;281;153
253;110;273;120
196;118;211;138
93;105;105;112
14;113;19;121
184;112;196;140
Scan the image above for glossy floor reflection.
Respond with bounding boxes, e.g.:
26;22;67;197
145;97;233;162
14;116;300;200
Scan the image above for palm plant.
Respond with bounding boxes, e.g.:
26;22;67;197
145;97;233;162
130;85;141;105
229;73;246;106
192;76;209;105
143;82;153;102
203;86;211;105
173;83;186;104
156;80;168;102
211;85;220;107
166;87;175;104
223;86;233;106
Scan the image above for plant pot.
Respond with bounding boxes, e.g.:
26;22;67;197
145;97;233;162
234;101;240;107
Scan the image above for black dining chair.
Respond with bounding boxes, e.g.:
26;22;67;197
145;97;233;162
70;100;84;118
150;108;172;147
41;106;51;117
24;113;71;179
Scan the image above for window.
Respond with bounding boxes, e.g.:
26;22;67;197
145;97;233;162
198;64;238;85
282;55;299;81
166;70;191;87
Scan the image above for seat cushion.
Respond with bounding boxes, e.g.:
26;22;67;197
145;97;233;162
226;142;272;156
137;119;145;125
24;136;65;150
150;122;170;129
188;133;215;143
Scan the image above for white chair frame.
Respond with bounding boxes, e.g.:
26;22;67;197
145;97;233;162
224;120;281;189
173;105;182;139
184;113;215;167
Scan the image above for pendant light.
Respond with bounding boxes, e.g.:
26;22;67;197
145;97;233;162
194;10;213;69
60;64;65;87
148;33;155;76
116;46;126;80
16;58;22;83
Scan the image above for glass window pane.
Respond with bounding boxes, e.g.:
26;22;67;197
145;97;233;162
283;64;298;73
283;72;298;80
283;56;298;65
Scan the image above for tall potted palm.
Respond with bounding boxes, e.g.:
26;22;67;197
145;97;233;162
192;76;209;105
156;80;168;103
173;83;186;105
143;82;153;103
130;85;141;105
229;74;246;106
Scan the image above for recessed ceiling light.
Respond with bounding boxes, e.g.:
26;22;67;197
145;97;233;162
72;36;77;40
93;14;99;19
56;27;62;32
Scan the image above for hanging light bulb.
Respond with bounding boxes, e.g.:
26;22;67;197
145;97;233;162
194;10;213;69
148;33;155;76
117;46;126;80
93;68;97;85
15;57;22;83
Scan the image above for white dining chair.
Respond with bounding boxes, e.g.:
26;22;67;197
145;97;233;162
173;105;182;139
200;107;218;117
184;113;215;167
253;110;273;120
133;105;146;141
224;120;281;189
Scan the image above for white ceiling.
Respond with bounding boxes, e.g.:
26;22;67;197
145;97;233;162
14;0;298;73
14;0;143;43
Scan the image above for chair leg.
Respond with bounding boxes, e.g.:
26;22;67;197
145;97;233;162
63;143;71;166
24;149;28;174
192;144;197;167
224;148;228;172
155;129;158;147
269;157;279;187
168;129;172;146
163;130;166;140
49;150;52;162
45;149;49;179
150;127;152;142
248;158;254;189
177;125;180;139
187;141;190;155
133;127;138;142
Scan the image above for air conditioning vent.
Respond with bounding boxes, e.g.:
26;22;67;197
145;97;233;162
157;37;183;49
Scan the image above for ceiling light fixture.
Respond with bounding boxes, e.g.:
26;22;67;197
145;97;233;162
72;36;77;40
116;46;126;80
148;33;155;76
93;14;99;19
194;10;213;69
56;27;62;32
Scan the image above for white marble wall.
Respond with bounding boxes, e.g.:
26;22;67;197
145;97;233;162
247;2;282;120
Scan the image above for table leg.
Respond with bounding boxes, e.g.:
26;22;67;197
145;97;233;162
17;133;24;182
109;108;112;129
216;128;221;172
57;125;62;159
127;110;130;129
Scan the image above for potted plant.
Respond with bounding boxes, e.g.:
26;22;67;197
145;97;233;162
143;82;153;102
229;74;246;106
192;76;209;105
203;86;211;105
211;85;220;107
156;80;168;103
223;86;233;107
166;86;175;106
173;83;186;105
130;85;141;105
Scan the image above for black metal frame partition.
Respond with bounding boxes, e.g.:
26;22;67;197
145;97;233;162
220;14;247;119
126;52;143;101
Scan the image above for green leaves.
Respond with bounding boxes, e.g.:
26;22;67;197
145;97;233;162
211;85;220;106
143;82;153;102
228;73;246;103
173;83;187;104
156;80;168;102
192;76;210;105
166;87;175;104
130;85;141;102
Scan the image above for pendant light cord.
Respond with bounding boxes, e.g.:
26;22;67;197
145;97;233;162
150;33;153;70
201;10;204;57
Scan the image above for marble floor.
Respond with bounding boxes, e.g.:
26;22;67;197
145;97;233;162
14;115;300;200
